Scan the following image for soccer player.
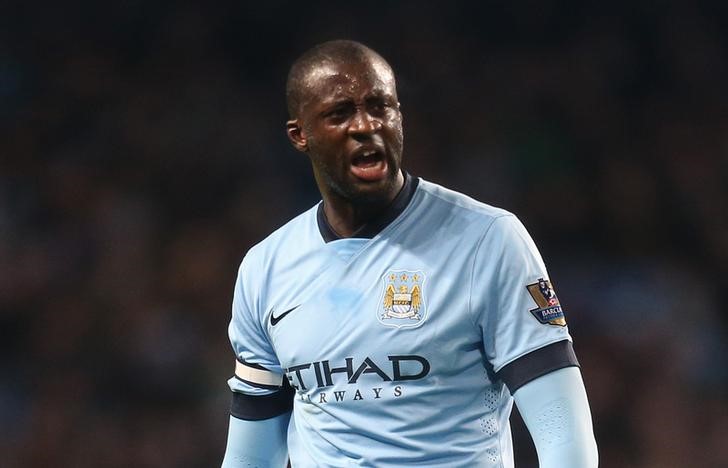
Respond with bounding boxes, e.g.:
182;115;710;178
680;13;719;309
222;40;598;467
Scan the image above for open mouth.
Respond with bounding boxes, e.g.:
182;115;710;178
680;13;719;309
350;150;388;182
352;150;384;168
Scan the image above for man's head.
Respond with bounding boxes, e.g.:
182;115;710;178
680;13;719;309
285;40;404;207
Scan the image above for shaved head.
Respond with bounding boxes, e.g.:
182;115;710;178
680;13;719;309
286;40;395;119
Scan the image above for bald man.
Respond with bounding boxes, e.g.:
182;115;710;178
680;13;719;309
222;40;598;467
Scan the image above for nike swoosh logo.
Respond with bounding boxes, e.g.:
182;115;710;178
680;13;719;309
269;305;300;326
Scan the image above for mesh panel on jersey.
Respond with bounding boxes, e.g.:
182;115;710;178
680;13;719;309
484;387;500;411
486;447;500;463
480;417;498;436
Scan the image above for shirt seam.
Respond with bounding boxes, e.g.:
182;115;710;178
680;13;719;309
418;181;507;215
466;214;515;331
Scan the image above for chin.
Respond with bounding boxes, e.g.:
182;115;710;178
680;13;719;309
346;176;398;205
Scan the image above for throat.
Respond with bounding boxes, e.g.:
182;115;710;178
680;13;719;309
323;203;384;238
317;171;415;242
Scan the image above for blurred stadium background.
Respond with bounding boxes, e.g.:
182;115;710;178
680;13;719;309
2;1;728;466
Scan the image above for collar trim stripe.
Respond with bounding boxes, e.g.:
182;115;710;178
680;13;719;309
316;172;419;243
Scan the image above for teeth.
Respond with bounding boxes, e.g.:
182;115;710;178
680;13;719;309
362;151;375;157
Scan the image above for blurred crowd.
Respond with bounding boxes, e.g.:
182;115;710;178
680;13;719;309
2;1;727;467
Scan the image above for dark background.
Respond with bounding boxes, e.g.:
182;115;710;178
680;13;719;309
2;1;728;466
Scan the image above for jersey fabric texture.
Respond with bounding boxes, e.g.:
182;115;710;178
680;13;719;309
227;175;577;467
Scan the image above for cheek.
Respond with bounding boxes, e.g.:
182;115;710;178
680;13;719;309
306;133;347;170
385;117;404;148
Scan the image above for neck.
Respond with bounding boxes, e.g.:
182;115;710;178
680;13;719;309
322;171;405;238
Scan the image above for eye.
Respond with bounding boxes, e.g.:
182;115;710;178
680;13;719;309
367;98;391;115
324;105;353;122
372;102;386;112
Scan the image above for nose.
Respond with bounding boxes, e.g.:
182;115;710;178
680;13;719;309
347;109;382;137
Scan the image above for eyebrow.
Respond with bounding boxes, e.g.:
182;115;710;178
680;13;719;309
317;99;354;115
322;97;353;107
321;90;393;105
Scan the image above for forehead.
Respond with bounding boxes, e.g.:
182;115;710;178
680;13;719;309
302;58;397;106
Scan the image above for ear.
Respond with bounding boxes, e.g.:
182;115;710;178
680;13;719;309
286;119;308;152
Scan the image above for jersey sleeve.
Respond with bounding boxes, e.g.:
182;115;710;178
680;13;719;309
472;215;578;392
227;254;294;420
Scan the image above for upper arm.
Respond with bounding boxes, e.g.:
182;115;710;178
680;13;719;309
513;367;598;468
472;215;576;392
228;256;294;419
222;256;293;467
221;412;291;468
473;215;595;464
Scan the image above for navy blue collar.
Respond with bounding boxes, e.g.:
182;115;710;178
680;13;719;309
317;172;419;243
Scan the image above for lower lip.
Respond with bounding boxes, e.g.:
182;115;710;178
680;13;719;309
350;158;389;182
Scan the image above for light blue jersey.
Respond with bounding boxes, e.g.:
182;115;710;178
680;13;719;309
228;176;575;467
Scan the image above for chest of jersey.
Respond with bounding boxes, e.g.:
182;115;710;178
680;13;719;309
263;235;489;404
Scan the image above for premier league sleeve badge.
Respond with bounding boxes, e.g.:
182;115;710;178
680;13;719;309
526;278;567;326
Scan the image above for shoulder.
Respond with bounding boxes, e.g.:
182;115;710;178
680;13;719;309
413;178;516;231
239;203;321;271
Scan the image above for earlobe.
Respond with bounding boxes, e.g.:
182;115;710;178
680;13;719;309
286;120;308;152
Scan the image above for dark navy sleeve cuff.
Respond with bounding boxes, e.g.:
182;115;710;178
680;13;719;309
230;381;295;421
497;339;580;393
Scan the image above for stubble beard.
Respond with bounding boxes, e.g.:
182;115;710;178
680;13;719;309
326;152;402;208
308;128;404;209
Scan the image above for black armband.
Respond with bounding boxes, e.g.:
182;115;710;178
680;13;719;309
230;380;295;421
497;339;579;393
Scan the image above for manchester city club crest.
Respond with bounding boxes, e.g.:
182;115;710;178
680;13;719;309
378;270;427;329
